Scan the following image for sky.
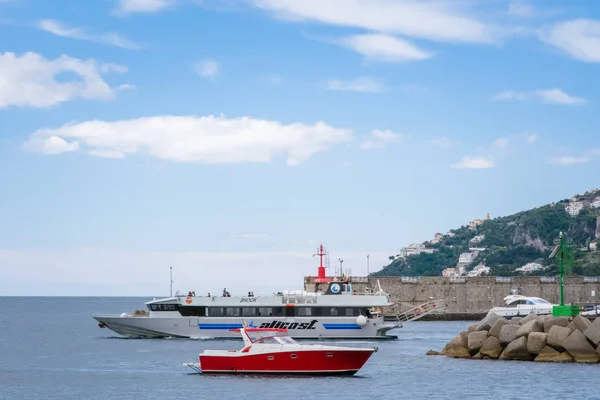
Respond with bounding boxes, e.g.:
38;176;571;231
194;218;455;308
1;0;599;296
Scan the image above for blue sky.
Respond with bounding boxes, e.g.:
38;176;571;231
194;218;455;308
1;0;599;295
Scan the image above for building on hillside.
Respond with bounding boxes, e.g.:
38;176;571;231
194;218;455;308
469;247;487;252
515;262;546;273
470;234;485;244
442;268;457;277
565;201;583;216
591;197;600;209
400;243;437;257
446;232;456;238
430;232;444;244
458;252;475;264
456;265;466;276
590;242;598;251
467;264;490;277
468;219;485;230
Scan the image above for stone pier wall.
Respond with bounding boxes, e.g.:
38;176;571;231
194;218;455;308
304;276;600;317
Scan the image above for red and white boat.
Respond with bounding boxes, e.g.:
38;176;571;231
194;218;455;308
184;323;378;376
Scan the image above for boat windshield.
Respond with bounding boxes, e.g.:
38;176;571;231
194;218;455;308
529;298;551;305
253;335;297;345
274;336;297;344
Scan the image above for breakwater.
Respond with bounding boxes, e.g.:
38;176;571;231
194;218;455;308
304;275;600;319
431;313;600;363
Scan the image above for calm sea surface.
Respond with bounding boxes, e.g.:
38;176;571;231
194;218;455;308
1;296;599;400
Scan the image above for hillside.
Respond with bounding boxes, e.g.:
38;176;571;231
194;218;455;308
374;189;600;277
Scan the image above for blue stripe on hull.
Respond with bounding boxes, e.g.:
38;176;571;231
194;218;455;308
323;324;361;330
198;324;243;330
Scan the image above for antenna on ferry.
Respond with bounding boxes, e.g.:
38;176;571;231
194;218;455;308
170;266;173;297
338;258;344;276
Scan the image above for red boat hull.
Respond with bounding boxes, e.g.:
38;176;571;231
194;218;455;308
199;349;374;375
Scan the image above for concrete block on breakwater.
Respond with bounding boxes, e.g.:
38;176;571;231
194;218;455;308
428;313;600;363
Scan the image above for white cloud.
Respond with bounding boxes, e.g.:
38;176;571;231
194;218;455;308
527;134;537;143
249;0;492;44
492;89;586;105
194;59;219;78
326;77;384;92
337;33;432;62
429;137;452;148
30;135;80;155
22;115;353;165
117;83;136;91
0;249;392;296
551;156;590;165
491;137;509;149
113;0;175;15
361;129;403;149
541;19;600;63
35;19;140;49
452;155;495;169
0;52;130;109
508;1;534;18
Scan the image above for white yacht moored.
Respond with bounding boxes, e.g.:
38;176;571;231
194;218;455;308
489;293;554;319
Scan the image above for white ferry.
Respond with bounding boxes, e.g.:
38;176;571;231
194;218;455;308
94;281;401;340
94;245;444;339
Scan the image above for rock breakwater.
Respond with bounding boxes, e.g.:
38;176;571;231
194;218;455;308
431;312;600;363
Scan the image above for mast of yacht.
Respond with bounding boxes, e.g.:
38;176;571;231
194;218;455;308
170;266;173;297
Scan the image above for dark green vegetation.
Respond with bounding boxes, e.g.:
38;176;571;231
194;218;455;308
375;190;600;277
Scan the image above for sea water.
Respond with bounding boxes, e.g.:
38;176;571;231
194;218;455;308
1;296;599;400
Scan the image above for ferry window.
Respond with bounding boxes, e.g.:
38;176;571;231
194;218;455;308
226;307;241;317
258;308;272;316
208;307;225;317
322;307;339;316
296;307;312;316
344;308;358;316
272;307;284;317
178;306;206;317
150;305;157;311
242;308;256;317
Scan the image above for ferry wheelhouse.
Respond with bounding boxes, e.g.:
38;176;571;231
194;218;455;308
94;245;401;339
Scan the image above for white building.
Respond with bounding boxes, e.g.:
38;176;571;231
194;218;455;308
468;219;484;230
400;243;437;257
456;265;466;276
446;232;456;238
590;197;600;209
470;235;485;244
565;201;583;216
458;252;475;264
515;262;546;273
590;242;598;251
430;233;444;244
467;264;490;277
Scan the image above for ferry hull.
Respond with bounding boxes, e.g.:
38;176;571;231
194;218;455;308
93;315;398;340
199;349;375;375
